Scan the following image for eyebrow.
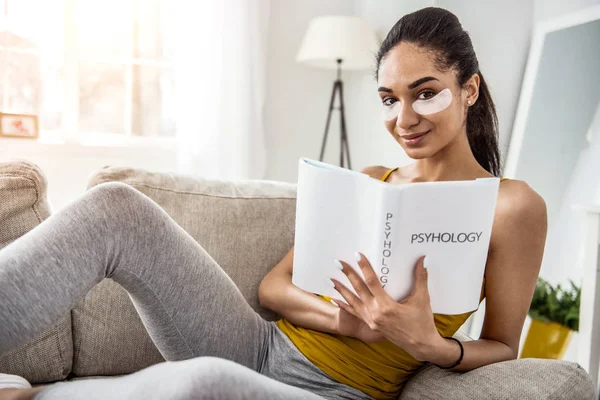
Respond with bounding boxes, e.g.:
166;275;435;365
378;76;440;93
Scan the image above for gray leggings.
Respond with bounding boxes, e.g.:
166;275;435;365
0;182;370;400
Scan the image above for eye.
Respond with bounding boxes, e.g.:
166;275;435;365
382;97;397;107
417;90;436;100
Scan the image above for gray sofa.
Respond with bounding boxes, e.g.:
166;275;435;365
0;159;595;399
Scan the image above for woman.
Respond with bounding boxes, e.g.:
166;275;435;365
0;7;546;400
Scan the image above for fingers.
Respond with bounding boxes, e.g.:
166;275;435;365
335;259;374;303
354;252;387;297
331;299;360;318
417;256;429;291
335;252;387;303
402;256;430;303
330;278;365;311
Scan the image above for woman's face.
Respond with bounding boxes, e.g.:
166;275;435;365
377;42;475;159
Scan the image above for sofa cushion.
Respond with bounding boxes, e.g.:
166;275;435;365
398;358;595;400
0;160;73;383
71;166;297;376
71;279;165;376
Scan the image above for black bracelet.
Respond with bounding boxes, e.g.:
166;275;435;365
434;337;464;369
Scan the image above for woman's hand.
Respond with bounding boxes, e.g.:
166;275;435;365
331;253;445;361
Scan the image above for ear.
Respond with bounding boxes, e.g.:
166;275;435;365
464;73;480;106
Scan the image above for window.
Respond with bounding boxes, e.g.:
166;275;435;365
0;0;176;143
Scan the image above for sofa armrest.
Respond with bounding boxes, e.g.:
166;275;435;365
398;358;595;400
0;160;73;383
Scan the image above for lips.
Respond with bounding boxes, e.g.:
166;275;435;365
401;130;430;140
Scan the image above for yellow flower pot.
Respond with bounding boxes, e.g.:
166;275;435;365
520;318;573;359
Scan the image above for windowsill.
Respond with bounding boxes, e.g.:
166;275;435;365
0;132;178;152
0;132;179;212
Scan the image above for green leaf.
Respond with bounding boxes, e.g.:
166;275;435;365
528;277;581;332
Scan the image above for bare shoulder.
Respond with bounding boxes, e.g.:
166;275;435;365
492;179;548;243
359;165;390;180
497;179;546;220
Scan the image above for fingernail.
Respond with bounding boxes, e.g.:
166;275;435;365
423;256;428;269
334;259;343;270
355;252;362;262
327;278;336;287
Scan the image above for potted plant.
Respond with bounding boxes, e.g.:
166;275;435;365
520;277;581;359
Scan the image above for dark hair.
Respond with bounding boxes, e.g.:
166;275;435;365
374;7;501;177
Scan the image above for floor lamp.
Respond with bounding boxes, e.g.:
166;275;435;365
296;16;379;169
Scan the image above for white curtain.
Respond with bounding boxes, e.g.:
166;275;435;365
174;1;270;180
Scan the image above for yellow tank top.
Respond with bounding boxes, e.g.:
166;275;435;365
276;168;508;399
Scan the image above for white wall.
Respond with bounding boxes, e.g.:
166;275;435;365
534;0;600;22
264;0;354;183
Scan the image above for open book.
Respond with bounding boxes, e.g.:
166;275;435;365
292;157;501;315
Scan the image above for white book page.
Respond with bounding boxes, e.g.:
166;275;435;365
394;179;499;314
292;158;379;298
291;157;500;315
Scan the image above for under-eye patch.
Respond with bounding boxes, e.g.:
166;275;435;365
381;100;402;122
412;88;452;115
381;88;453;121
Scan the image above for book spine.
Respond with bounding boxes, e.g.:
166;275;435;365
368;185;400;290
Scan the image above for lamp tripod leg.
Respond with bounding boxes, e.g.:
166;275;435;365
338;80;351;170
319;81;338;162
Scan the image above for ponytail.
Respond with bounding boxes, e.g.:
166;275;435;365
466;72;501;176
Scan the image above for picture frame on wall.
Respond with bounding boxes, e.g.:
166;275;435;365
0;113;39;139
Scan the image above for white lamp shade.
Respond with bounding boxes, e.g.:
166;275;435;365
296;16;380;70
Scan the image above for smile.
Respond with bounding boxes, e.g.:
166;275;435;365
400;130;430;145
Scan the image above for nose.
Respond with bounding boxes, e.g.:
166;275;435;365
395;101;419;131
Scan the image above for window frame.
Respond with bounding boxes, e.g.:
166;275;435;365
1;0;177;147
